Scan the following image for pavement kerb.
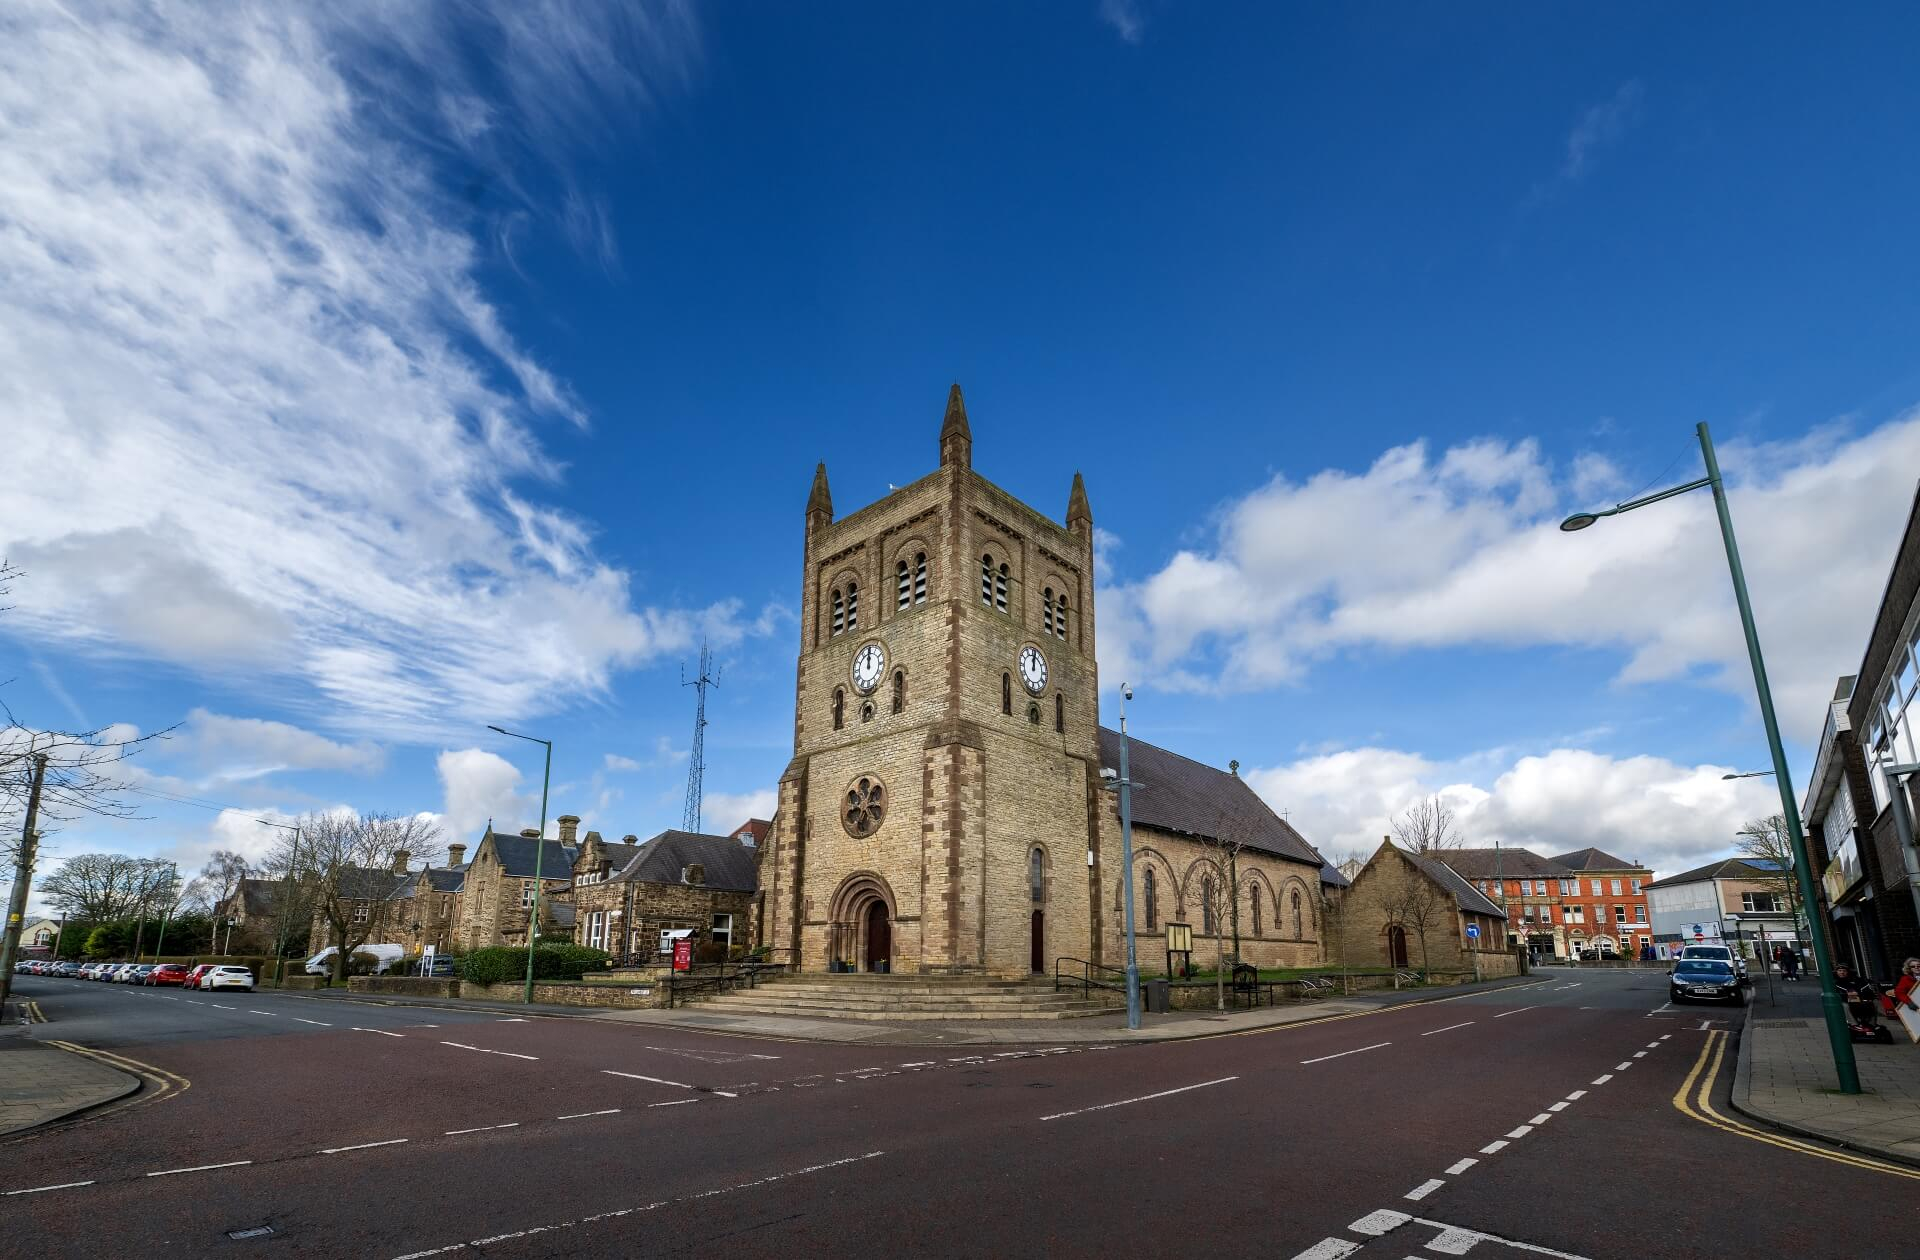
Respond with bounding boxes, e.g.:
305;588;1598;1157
1724;1010;1920;1173
258;972;1548;1046
0;1035;142;1138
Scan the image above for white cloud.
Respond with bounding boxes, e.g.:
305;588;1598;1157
1101;410;1920;738
184;709;383;777
0;5;755;740
1528;80;1645;205
1098;0;1146;43
604;754;643;773
436;747;532;842
603;736;687;774
1245;743;1782;879
700;788;776;834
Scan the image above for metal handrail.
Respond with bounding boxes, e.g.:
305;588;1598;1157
1053;956;1128;998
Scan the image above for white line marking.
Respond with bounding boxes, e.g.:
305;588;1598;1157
557;1109;621;1120
1349;1209;1411;1236
603;1070;692;1089
321;1138;409;1154
1566;1089;1587;1100
248;1009;275;1015
1040;1076;1238;1121
443;1041;539;1061
4;1180;96;1195
1409;1214;1595;1259
1548;1101;1569;1112
1645;1042;1661;1049
899;1061;935;1067
1615;1062;1632;1071
1633;1050;1647;1058
1404;1178;1445;1201
1491;1006;1536;1019
293;1018;333;1027
1505;1125;1534;1139
146;1160;252;1177
1480;1140;1508;1154
1445;1158;1478;1175
497;1018;528;1023
1591;1074;1613;1084
1659;1034;1671;1040
353;1027;406;1037
1529;1113;1552;1124
185;1000;204;1005
1301;1042;1390;1065
1289;1239;1361;1260
1421;1021;1475;1036
648;1098;699;1108
1649;1001;1674;1014
211;1004;236;1010
445;1123;520;1135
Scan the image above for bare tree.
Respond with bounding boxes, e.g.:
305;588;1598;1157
38;852;153;922
201;849;252;920
1;702;176;866
1735;814;1802;930
1386;868;1448;972
301;811;445;980
1393;795;1461;853
1191;855;1236;1011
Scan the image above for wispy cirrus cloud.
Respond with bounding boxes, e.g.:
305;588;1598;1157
1527;80;1645;205
0;3;759;740
1098;0;1146;44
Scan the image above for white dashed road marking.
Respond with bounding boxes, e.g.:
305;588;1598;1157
1480;1139;1509;1154
1591;1074;1613;1085
321;1138;409;1154
1529;1113;1552;1125
1421;1021;1475;1037
1505;1125;1534;1139
1404;1178;1445;1201
603;1070;692;1089
1301;1042;1390;1065
443;1041;538;1061
1039;1076;1238;1122
1288;1240;1359;1260
353;1027;406;1037
1445;1157;1478;1175
1492;1006;1536;1018
4;1180;95;1196
146;1161;252;1178
557;1109;621;1120
445;1123;519;1135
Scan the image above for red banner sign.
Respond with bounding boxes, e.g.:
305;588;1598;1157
672;938;693;972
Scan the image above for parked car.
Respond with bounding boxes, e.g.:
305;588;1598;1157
148;963;193;987
202;966;255;992
114;964;142;983
1676;943;1748;981
126;964;156;984
1670;959;1745;1005
181;964;216;990
417;954;458;977
304;944;404;976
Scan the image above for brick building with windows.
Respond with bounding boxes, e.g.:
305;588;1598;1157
1434;847;1652;960
1647;857;1800;962
1550;848;1655;959
454;822;578;951
1340;839;1512;974
571;827;760;962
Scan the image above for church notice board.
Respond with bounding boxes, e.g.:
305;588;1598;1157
1166;922;1193;978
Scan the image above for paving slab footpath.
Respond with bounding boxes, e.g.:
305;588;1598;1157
292;973;1543;1045
0;1001;140;1136
1730;973;1920;1168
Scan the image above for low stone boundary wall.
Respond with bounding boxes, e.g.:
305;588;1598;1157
259;975;325;991
349;976;459;998
459;980;668;1009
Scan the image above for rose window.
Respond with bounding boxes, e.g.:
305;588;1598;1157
843;776;886;838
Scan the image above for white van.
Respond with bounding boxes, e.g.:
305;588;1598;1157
305;943;405;975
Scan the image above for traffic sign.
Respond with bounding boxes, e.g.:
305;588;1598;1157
1465;924;1480;939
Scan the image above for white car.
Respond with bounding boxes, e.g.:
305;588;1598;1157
1676;943;1748;980
201;966;255;992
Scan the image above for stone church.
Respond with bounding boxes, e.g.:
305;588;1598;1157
761;386;1333;978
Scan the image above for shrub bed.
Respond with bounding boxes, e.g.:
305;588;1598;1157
459;944;610;985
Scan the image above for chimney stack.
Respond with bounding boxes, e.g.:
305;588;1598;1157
520;828;540;839
392;850;410;875
557;815;580;846
447;843;467;867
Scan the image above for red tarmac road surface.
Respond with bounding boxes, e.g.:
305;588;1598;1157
4;970;1909;1258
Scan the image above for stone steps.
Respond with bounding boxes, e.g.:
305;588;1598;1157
687;973;1122;1022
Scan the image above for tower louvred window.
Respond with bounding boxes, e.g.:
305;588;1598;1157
913;552;928;603
1043;587;1055;635
1054;594;1067;639
831;588;844;636
981;554;994;606
897;560;911;609
845;582;858;630
995;563;1008;612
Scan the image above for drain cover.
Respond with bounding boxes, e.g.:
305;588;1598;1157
227;1227;274;1240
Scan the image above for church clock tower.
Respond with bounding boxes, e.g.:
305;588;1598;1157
763;386;1103;976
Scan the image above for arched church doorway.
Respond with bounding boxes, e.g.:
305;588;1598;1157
864;899;891;972
1031;910;1045;974
1388;925;1409;968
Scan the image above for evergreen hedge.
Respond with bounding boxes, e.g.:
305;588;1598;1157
459;943;610;985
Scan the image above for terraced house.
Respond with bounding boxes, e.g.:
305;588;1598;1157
571;827;761;962
454;821;579;951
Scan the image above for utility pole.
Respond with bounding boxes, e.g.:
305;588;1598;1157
152;862;179;959
682;639;719;833
0;752;50;1008
263;821;303;985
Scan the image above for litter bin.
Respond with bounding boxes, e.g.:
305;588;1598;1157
1144;977;1171;1014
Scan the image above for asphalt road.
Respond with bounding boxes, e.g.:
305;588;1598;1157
4;967;1908;1258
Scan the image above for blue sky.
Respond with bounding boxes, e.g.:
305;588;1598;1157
6;3;1920;904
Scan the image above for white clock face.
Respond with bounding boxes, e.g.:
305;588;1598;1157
1019;645;1048;695
852;642;886;694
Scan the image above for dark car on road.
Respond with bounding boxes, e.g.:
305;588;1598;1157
148;963;193;986
1670;958;1744;1005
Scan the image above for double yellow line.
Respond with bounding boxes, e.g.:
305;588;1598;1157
47;1041;191;1116
1673;1029;1920;1180
18;1000;46;1024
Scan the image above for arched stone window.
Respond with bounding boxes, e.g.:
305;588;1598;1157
1002;672;1012;715
830;588;845;636
1054;693;1065;733
1202;874;1217;936
1043;587;1056;636
891;669;905;715
913;552;928;603
1291;889;1304;939
845;582;859;631
897;560;911;610
1251;886;1262;937
1030;847;1045;903
1144;866;1158;929
861;700;874;723
981;553;995;607
832;688;845;731
1054;593;1067;640
1027;702;1040;725
994;562;1009;612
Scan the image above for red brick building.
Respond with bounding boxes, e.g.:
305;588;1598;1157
1434;846;1653;960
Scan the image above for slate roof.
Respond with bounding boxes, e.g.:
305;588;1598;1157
1096;728;1325;869
336;866;410;901
483;828;578;879
425;865;467;893
1406;850;1508;919
1645;857;1779;889
1550;847;1643;873
1318;860;1351;889
234;878;280;917
579;840;646;876
1434;848;1572;881
611;830;760;893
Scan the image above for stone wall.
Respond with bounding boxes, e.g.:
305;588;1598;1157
459;980;667;1009
348;976;459;998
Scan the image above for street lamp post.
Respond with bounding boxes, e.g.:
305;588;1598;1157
260;820;303;985
488;725;552;1005
1560;421;1860;1093
1100;685;1143;1030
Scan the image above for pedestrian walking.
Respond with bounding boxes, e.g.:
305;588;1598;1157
1782;946;1801;981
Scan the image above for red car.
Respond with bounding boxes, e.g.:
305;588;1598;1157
148;963;193;987
180;964;216;990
